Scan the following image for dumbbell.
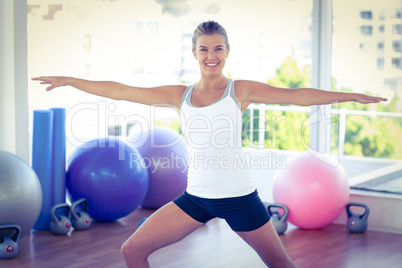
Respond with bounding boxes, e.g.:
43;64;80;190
71;198;91;230
0;223;21;259
50;203;72;235
346;202;370;233
267;203;289;234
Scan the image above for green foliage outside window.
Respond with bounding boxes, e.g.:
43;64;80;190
266;57;401;159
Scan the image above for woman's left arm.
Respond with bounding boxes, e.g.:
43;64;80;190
237;80;388;107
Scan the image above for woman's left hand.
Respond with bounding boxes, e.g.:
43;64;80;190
355;93;388;104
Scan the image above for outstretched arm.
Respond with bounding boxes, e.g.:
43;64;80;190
237;80;387;107
31;76;186;109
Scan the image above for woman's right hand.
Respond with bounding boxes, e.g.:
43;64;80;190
31;76;69;91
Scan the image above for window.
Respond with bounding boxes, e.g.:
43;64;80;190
360;11;372;20
360;25;373;35
332;0;402;160
377;58;384;70
83;34;91;52
392;24;402;35
393;40;402;52
28;0;313;154
392;58;402;69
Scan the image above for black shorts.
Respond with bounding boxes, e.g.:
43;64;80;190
173;190;270;232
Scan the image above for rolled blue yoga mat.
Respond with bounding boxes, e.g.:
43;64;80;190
32;110;54;230
50;108;66;204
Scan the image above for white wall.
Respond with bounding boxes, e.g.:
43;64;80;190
0;0;29;162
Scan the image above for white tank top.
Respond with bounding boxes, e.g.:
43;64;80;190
179;79;256;198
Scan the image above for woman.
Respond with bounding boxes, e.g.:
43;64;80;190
33;21;386;268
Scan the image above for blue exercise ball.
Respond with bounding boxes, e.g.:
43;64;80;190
129;126;188;209
66;137;149;221
0;150;42;237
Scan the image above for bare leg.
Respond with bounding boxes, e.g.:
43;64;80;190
121;202;204;268
236;220;298;268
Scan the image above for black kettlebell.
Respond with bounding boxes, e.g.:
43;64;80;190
346;202;370;233
267;203;289;234
71;198;92;230
50;203;72;235
0;223;21;259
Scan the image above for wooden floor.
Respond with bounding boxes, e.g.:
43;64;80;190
2;207;402;268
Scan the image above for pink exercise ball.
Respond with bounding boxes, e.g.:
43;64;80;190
272;151;349;229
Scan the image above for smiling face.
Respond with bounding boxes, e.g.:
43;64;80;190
192;34;230;76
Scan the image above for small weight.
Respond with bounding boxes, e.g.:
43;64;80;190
71;198;92;230
346;202;370;233
0;223;21;259
267;203;289;234
50;203;72;235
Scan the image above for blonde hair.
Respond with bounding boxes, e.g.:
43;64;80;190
192;21;230;51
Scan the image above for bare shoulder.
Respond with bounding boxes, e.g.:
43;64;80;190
233;80;249;97
233;79;288;107
233;80;266;100
234;79;268;91
164;84;187;94
167;84;188;108
171;84;188;98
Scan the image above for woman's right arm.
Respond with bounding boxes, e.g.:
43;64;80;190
31;76;187;109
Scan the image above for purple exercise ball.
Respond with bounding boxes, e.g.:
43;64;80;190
66;137;149;221
129;126;188;209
